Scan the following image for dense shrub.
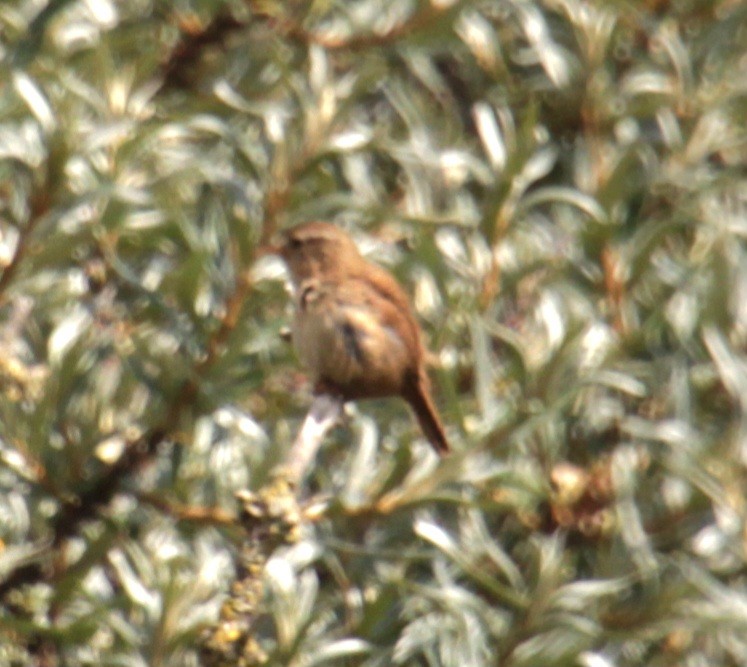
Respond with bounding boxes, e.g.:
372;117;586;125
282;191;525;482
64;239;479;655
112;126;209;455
0;1;745;665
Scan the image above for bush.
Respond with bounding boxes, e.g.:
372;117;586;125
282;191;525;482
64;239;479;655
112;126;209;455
0;0;746;664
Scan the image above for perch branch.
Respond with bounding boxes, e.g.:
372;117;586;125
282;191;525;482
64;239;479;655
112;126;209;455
279;394;345;485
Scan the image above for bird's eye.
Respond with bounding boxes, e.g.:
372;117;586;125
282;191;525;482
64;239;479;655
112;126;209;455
287;237;303;249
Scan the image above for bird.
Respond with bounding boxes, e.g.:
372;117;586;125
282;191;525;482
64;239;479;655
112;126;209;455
274;221;449;454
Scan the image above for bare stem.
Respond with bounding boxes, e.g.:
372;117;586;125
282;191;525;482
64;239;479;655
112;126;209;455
280;394;345;485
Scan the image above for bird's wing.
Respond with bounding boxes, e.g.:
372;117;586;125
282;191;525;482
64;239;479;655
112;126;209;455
335;273;422;361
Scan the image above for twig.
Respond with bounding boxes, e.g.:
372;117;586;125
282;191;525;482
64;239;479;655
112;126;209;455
0;190;49;306
279;394;345;485
248;0;463;52
137;492;236;526
601;244;626;335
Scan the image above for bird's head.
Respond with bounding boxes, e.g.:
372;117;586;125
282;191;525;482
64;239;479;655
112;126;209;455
276;222;362;285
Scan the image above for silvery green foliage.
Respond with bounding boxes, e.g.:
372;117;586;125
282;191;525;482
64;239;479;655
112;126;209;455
0;0;746;664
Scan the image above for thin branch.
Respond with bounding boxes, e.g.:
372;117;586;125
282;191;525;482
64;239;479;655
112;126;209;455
247;0;464;51
137;492;236;526
0;189;49;306
601;244;626;335
278;394;345;485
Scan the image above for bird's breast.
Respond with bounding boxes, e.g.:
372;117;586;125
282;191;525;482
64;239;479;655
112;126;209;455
291;281;411;398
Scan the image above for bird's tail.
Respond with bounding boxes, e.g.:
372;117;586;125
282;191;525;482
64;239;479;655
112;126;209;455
403;372;449;454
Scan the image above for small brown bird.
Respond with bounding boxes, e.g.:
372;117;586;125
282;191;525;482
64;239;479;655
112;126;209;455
276;222;449;454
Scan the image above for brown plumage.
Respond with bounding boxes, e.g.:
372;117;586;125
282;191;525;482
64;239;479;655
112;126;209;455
276;222;449;454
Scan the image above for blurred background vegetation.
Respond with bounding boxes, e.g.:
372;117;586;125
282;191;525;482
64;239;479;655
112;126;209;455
0;0;746;664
